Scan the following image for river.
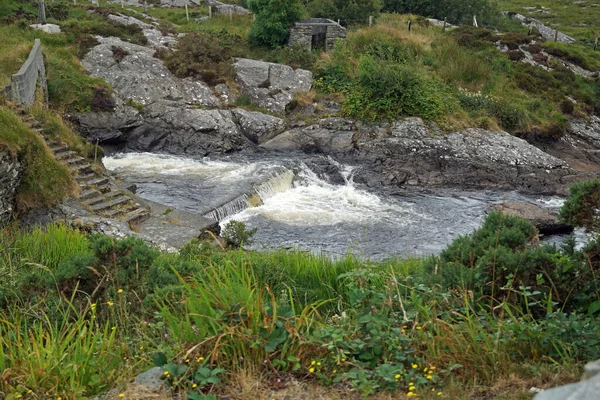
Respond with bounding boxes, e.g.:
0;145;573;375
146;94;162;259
104;152;567;260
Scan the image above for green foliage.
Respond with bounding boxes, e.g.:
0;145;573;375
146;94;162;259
383;0;499;26
307;0;383;25
221;220;257;248
247;0;305;48
344;55;458;121
559;179;600;231
426;212;600;316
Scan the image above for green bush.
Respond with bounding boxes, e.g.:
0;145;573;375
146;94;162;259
221;220;257;248
344;56;458;121
307;0;383;25
247;0;304;48
559;179;600;231
383;0;498;26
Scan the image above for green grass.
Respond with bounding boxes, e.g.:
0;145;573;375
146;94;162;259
498;0;600;42
0;218;596;398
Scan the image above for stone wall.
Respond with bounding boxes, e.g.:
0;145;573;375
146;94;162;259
0;150;23;227
289;19;346;51
3;39;48;107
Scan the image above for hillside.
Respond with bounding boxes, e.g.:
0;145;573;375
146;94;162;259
0;1;600;399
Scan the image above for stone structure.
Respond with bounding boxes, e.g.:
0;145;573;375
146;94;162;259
534;359;600;400
3;39;48;107
0;150;23;227
289;18;346;51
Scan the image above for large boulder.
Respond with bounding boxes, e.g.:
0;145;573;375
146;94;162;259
488;202;573;235
0;151;22;226
82;37;219;108
231;108;286;144
80;37;259;155
234;58;313;114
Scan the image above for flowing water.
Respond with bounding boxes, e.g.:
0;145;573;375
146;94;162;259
104;152;568;260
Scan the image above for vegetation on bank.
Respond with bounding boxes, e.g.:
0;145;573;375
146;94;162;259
1;194;599;399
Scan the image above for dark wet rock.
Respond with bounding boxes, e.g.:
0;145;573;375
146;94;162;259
0;151;22;226
263;117;588;195
488;202;573;235
234;58;313;114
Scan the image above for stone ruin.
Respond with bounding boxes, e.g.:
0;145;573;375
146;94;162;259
289;18;346;51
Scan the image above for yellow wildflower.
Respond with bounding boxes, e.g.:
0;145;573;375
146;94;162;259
107;301;114;307
407;392;415;397
118;394;125;398
117;289;124;294
309;368;315;373
311;360;316;365
437;392;443;396
333;369;337;374
197;356;204;362
317;362;322;366
412;364;418;369
423;367;428;373
426;375;433;380
192;383;197;388
395;374;401;379
416;326;422;330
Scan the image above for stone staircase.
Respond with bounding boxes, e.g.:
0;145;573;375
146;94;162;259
19;112;150;226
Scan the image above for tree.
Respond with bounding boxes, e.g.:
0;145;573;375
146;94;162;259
247;0;305;48
306;0;383;24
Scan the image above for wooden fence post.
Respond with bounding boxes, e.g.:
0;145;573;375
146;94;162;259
121;0;124;8
595;37;598;51
442;17;447;32
369;15;373;27
473;15;478;27
554;28;559;42
185;3;189;22
407;20;411;31
209;5;212;19
144;0;147;13
229;7;232;22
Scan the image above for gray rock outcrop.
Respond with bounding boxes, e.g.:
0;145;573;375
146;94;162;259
508;13;576;43
262;117;587;194
231;108;286;144
205;0;249;15
0;151;23;227
234;58;313;114
488;202;573;235
534;359;600;400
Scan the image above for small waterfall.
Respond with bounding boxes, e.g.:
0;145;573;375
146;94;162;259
204;168;295;222
255;169;294;202
204;194;250;222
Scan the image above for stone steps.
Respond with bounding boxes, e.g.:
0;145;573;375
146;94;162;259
19;111;151;227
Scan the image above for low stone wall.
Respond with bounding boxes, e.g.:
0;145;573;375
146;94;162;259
3;39;48;107
0;150;23;227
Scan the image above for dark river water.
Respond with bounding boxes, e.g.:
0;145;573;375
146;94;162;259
104;152;569;260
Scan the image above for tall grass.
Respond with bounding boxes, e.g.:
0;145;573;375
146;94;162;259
0;297;125;398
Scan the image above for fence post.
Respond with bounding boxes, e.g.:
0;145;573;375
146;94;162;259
185;3;189;22
595;37;598;51
209;5;212;19
144;0;147;12
121;0;124;8
229;7;232;22
554;28;559;42
73;0;76;5
473;15;478;27
407;20;411;31
442;17;447;32
38;0;47;25
369;15;373;27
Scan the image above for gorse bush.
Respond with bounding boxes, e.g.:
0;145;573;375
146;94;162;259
155;30;247;85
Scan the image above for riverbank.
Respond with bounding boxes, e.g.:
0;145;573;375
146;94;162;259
1;214;598;399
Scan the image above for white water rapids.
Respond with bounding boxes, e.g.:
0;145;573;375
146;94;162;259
104;152;567;259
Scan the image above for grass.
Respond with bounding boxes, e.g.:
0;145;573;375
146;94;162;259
0;215;597;398
498;0;600;42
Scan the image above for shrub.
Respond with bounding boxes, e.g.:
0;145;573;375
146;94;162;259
247;0;304;48
559;179;600;231
425;212;599;316
383;0;498;26
344;56;458;121
156;30;247;85
221;220;257;248
264;43;318;70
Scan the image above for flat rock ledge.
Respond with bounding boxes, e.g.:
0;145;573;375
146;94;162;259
488;202;573;235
